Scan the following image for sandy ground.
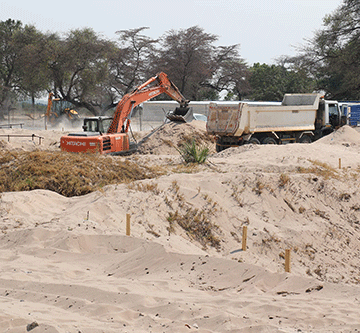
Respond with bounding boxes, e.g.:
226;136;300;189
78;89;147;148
1;119;360;332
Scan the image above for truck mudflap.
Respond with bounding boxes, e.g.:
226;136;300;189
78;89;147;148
166;107;193;123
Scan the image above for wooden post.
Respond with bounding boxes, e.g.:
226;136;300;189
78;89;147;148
86;211;89;220
126;213;131;236
242;226;247;251
339;158;342;169
285;249;291;273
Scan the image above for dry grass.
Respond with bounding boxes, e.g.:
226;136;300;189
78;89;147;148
231;183;244;207
314;209;329;220
167;208;221;249
260;227;281;248
297;159;339;179
166;180;221;249
253;180;265;195
171;163;201;174
0;150;157;197
127;182;161;195
279;173;290;188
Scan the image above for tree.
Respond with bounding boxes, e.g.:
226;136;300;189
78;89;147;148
153;26;249;101
107;27;159;108
0;19;23;118
300;0;360;100
14;25;52;105
248;63;314;101
155;26;217;100
48;28;114;116
204;45;250;100
153;26;211;100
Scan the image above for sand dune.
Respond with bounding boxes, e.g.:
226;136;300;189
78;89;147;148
0;123;360;332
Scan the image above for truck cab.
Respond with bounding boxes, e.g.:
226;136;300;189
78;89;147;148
316;99;343;135
326;101;341;127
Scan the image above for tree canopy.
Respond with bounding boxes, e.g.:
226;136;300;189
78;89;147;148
298;0;360;100
3;2;360;117
248;63;315;101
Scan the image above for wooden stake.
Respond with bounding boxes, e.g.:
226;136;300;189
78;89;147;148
126;213;131;236
242;226;247;251
285;249;291;273
339;158;342;169
86;211;89;220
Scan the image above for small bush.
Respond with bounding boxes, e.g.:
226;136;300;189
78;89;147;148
167;208;221;249
339;193;351;201
279;173;290;187
177;140;209;164
299;206;306;214
253;180;265;195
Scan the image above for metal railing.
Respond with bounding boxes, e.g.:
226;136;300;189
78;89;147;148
0;134;44;144
0;123;24;129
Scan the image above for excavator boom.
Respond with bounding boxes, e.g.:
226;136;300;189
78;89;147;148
107;72;189;134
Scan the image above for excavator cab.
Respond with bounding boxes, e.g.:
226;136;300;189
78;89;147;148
82;117;113;134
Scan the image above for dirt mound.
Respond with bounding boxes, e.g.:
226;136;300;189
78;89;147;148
315;125;360;146
137;121;215;155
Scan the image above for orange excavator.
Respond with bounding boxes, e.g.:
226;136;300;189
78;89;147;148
60;72;190;154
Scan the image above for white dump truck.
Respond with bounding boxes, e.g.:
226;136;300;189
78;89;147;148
206;93;346;152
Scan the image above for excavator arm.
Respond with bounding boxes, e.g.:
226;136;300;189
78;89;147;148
107;72;189;134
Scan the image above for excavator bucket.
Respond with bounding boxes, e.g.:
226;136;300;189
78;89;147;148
166;107;193;123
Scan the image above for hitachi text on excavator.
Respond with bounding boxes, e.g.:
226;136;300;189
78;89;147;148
60;72;190;154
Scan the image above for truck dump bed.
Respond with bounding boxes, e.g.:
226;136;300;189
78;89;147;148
206;94;323;137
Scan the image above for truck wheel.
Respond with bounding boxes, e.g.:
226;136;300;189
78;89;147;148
215;143;223;152
262;137;277;144
299;135;312;143
248;138;260;145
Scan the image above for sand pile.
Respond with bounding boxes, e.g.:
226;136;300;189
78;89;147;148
0;128;63;152
137;121;215;155
315;124;360;146
1;123;360;332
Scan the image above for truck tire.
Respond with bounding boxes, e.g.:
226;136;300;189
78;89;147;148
215;143;223;152
262;137;277;144
299;135;312;143
248;137;260;145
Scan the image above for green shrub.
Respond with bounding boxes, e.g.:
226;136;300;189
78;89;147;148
177;140;209;164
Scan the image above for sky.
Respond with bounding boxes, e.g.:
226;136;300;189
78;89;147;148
1;0;343;65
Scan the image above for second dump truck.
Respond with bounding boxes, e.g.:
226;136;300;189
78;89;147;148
206;93;346;152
